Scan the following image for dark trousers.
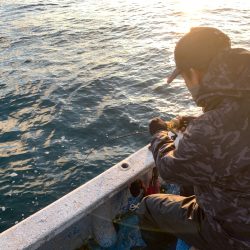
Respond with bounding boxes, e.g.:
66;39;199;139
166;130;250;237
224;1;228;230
137;194;211;250
137;194;249;250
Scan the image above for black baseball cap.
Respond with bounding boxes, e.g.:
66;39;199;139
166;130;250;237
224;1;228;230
167;27;231;84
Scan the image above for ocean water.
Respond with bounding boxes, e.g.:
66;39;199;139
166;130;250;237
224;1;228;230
0;0;249;232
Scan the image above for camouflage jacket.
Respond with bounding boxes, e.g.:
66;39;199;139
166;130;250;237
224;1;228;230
151;48;250;249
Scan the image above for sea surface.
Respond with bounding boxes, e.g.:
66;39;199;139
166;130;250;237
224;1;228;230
0;0;249;232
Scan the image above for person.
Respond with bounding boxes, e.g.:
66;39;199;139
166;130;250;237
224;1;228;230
137;27;250;250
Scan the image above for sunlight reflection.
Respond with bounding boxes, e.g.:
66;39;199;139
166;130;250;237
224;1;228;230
0;140;27;157
9;159;32;171
176;0;210;13
0;118;18;133
43;130;55;148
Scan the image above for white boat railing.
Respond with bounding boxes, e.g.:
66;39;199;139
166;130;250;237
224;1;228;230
0;145;154;250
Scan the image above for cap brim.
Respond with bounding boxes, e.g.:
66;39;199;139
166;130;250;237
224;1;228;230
167;68;181;84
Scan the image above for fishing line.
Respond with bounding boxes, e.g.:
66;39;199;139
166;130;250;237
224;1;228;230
82;130;149;166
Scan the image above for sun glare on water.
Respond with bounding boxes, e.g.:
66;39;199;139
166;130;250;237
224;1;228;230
176;0;210;13
172;0;221;33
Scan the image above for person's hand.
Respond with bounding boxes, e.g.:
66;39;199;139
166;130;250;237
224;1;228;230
175;115;196;132
149;117;168;135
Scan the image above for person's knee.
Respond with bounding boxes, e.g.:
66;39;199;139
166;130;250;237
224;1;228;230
137;194;191;229
137;194;159;215
136;195;150;218
137;194;173;223
136;194;158;223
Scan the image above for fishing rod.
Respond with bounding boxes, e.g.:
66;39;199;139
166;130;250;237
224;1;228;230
82;130;149;166
82;117;181;166
83;123;178;165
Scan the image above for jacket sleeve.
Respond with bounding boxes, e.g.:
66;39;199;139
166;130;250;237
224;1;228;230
151;118;215;185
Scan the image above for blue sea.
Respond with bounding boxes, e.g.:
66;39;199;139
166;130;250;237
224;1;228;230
0;0;249;232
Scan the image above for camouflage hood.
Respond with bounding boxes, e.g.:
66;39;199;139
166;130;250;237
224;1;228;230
194;48;250;110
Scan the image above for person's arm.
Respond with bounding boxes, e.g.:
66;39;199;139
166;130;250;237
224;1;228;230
151;118;215;186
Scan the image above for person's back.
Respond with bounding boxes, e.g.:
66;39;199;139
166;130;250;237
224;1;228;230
189;47;250;248
189;99;250;248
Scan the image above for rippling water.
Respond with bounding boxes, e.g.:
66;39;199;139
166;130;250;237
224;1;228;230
0;0;249;232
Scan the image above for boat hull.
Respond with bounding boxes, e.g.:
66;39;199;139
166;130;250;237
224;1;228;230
0;145;154;250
